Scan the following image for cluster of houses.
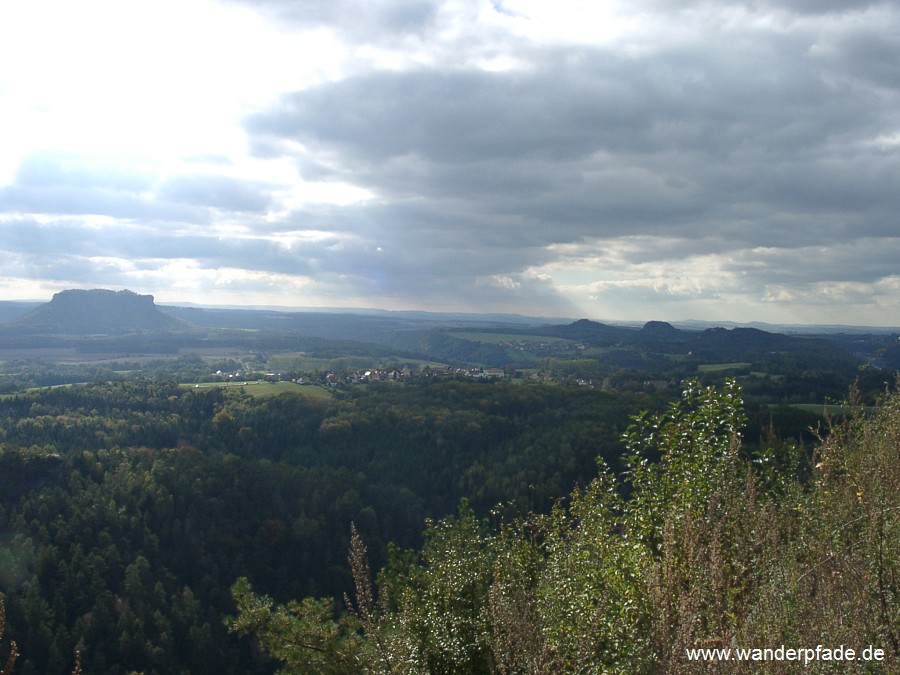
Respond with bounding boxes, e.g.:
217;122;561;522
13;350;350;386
210;364;510;388
503;339;588;354
212;363;673;393
321;366;508;386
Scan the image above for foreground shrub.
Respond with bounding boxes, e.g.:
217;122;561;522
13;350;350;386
229;379;899;673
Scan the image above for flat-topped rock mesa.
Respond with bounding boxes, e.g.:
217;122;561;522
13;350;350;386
5;289;192;336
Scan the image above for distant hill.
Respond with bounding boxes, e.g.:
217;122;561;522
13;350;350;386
0;301;41;324
531;318;634;344
3;289;193;336
0;291;886;373
640;320;680;336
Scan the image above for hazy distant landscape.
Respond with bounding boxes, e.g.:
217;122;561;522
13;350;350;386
0;289;897;416
0;289;896;673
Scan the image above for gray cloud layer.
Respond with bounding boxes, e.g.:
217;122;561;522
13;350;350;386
241;3;900;317
2;0;898;323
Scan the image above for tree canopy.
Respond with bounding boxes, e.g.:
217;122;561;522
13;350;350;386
230;380;899;673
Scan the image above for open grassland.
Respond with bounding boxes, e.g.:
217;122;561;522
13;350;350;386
183;380;333;399
697;362;752;372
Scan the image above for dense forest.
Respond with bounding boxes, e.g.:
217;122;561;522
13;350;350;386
230;380;900;674
0;373;896;673
0;378;643;673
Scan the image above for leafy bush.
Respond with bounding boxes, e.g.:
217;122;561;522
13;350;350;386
229;379;900;673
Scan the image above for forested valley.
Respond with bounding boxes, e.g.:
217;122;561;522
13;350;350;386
0;378;660;673
0;373;896;673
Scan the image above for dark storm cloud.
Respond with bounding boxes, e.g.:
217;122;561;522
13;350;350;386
255;43;855;165
247;34;898;246
248;64;716;247
250;64;642;165
813;27;900;89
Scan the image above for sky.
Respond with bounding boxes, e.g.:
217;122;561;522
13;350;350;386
1;0;898;325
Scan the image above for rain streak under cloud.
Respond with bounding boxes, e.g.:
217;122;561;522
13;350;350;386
1;0;899;325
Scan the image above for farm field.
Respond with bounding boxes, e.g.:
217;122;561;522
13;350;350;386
184;380;334;399
697;362;752;372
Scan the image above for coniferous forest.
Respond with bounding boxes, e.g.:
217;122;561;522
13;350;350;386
0;377;649;673
0;374;896;673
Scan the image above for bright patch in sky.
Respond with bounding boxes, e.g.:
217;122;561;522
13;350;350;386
0;0;344;181
1;0;898;326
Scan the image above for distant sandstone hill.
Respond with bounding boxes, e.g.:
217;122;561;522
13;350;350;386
4;289;194;336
